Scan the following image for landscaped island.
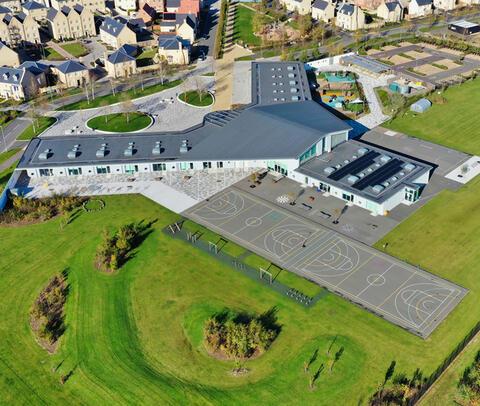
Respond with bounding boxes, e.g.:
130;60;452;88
178;90;214;107
87;112;151;133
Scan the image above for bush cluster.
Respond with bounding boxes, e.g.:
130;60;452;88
204;310;279;360
458;351;480;404
95;223;146;272
370;368;424;405
0;195;85;224
30;273;68;346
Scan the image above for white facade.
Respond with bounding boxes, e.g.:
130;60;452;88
433;0;456;10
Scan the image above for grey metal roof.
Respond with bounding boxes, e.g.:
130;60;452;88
312;0;329;10
108;48;135;64
251;61;312;105
341;54;391;74
296;140;432;203
19;61;49;75
414;0;432;6
166;0;181;8
23;1;45;10
56;60;87;74
0;5;11;13
46;7;57;20
118;43;138;56
450;19;479;29
158;34;184;50
175;13;196;28
100;17;128;37
0;67;25;84
385;1;401;11
338;3;355;15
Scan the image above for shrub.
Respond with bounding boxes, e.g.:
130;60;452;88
204;309;280;360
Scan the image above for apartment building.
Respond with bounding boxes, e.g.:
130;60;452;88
46;4;95;40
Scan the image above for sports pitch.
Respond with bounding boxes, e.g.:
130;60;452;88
184;189;467;338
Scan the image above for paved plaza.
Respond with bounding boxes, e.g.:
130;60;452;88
184;188;467;338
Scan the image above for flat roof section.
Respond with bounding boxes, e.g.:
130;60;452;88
251;61;313;105
450;20;479;29
297;140;432;203
341;55;392;74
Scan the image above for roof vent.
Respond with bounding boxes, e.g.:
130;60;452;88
291;96;299;101
38;149;51;160
273;89;277;94
358;147;368;155
335;164;342;169
367;167;373;172
399;171;405;176
352;155;357;159
67;144;80;159
375;163;381;167
287;65;295;71
344;159;350;164
324;166;335;175
372;185;384;194
96;143;108;157
289;80;296;85
290;88;298;93
347;175;359;184
391;176;398;182
404;163;416;172
288;73;295;78
358;172;365;178
380;155;391;163
124;142;135;157
180;139;188;154
382;181;390;187
152;141;162;155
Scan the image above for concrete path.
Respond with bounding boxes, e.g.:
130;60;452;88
46;41;75;60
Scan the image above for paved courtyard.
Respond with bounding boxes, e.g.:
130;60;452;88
184;188;467;338
42;77;215;137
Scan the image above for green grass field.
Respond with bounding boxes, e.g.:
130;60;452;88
0;191;479;404
233;5;262;47
0;148;20;165
87;112;151;132
383;78;480;154
58;80;182;111
44;47;65;61
59;43;89;58
178;90;214;107
17;117;56;141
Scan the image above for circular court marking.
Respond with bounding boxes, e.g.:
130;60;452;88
366;273;386;287
302;238;360;278
245;217;262;227
195;192;245;221
276;195;291;204
394;282;455;328
264;224;313;258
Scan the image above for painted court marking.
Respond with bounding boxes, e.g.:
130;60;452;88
186;189;468;338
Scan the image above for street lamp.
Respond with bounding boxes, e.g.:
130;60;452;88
1;125;6;153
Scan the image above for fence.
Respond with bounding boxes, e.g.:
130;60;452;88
408;320;480;405
164;222;326;308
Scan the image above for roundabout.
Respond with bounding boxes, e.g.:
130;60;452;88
177;90;214;108
86;112;152;133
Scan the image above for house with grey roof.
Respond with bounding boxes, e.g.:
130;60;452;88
100;16;137;48
0;0;20;12
105;44;138;78
47;4;95;40
0;5;11;17
53;60;90;88
175;13;196;43
22;1;47;20
165;0;181;12
50;0;106;13
407;0;432;17
376;1;403;22
158;34;190;64
279;0;311;15
0;66;41;99
0;11;40;47
335;2;365;30
433;0;455;11
312;0;335;23
16;61;433;215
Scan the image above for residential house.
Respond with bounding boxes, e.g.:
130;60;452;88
50;0;106;13
0;13;40;47
376;1;403;22
138;3;156;24
178;0;200;16
99;16;137;48
407;0;432;17
53;60;90;87
0;0;20;12
105;44;138;78
165;0;181;12
159;16;176;33
175;13;195;43
0;66;40;99
311;0;335;23
433;0;456;10
114;0;137;13
46;5;95;40
138;0;164;12
0;41;19;66
335;3;365;30
22;1;47;20
19;61;49;87
280;0;311;15
158;34;189;64
0;5;11;18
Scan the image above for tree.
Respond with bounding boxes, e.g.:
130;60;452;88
99;99;110;123
253;13;269;36
311;24;325;45
120;94;135;123
298;15;313;38
26;101;39;133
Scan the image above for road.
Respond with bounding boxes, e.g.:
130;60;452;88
0;117;31;152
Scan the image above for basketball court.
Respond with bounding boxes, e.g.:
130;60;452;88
184;188;467;338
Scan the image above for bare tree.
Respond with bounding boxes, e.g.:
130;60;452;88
120;94;135;123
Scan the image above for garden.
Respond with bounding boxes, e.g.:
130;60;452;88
178;90;214;107
87;112;151;133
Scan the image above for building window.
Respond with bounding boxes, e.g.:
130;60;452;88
203;161;212;169
124;164;138;174
216;161;223;168
405;187;420;202
318;182;330;193
96;166;110;174
68;167;82;175
342;193;354;202
39;168;53;176
153;163;166;171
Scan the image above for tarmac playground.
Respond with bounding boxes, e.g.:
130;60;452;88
184;188;467;338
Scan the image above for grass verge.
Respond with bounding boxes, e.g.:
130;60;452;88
17;117;56;141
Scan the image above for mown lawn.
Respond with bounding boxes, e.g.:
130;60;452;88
0;148;20;165
44;47;65;61
233;4;262;47
383;78;480;154
58;79;182;111
87;112;151;132
0;161;16;191
0;192;479;404
179;90;214;107
59;42;89;57
17;117;56;140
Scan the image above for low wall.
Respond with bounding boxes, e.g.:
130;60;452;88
306;52;355;69
0;169;21;212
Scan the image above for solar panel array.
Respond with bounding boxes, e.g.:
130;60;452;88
327;150;380;181
353;159;404;191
